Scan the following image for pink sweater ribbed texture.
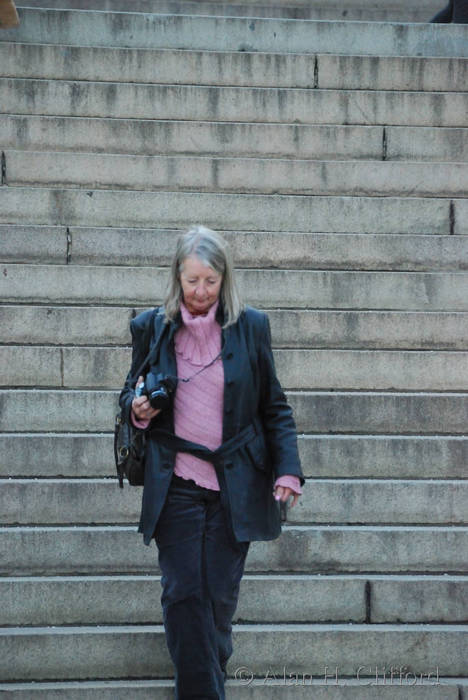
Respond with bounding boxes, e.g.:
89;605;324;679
173;300;224;490
131;302;301;495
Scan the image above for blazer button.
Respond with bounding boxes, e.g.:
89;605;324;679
225;407;233;414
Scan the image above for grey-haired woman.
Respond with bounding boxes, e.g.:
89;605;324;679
119;225;304;699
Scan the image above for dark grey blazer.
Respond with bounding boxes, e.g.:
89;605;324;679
119;302;304;546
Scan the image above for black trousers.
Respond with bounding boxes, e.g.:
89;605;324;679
154;474;250;699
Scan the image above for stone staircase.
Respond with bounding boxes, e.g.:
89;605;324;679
1;2;467;698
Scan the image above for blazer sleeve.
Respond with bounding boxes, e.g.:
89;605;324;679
118;309;154;426
256;312;304;484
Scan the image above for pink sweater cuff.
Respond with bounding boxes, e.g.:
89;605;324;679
131;409;150;430
274;475;302;495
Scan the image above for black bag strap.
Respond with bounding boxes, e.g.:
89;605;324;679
129;307;167;388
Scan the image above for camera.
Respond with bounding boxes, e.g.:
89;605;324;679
135;372;176;411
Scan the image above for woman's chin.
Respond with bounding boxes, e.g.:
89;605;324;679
186;300;214;315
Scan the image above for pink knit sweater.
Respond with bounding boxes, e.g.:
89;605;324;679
132;301;301;496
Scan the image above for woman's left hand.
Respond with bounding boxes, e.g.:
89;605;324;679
274;486;299;507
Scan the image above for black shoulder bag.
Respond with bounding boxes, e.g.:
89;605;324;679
114;308;166;488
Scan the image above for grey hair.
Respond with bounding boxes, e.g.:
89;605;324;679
164;225;243;328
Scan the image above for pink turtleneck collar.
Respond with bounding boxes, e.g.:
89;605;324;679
175;299;221;366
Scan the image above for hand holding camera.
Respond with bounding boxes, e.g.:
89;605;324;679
131;375;162;421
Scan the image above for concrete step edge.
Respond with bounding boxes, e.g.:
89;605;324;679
1;42;467;92
2;622;468;633
2;8;468;58
3;572;468;582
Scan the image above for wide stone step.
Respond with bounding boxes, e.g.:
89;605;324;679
0;115;386;160
3;346;468;391
1;390;467;434
1;574;466;626
2;9;467;57
1;524;467;575
0;622;466;680
6;151;468;198
2;117;467;163
2;305;468;349
0;679;462;699
3;79;467;127
1;433;466;479
4;226;468;272
2;43;466;92
1;478;466;525
14;0;443;24
2;264;467;310
0;679;461;700
2;189;466;235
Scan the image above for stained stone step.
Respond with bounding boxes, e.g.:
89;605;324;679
1;433;466;479
0;116;385;160
1;43;467;92
2;9;468;58
2;264;467;310
2;574;466;626
2;305;468;350
4;226;468;272
0;679;461;700
2;188;465;235
6;151;468;198
1;622;467;681
14;0;443;24
3;79;468;128
1;524;468;575
3;345;468;391
1;478;466;525
2;117;467;163
1;390;467;434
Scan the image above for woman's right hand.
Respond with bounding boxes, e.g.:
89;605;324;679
131;376;161;421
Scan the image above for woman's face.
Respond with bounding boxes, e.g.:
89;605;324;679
179;255;223;316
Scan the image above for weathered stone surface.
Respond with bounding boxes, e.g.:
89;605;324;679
4;346;464;391
1;525;467;575
1;390;467;434
3;78;468;127
0;188;456;234
3;305;468;349
290;479;468;524
2;264;467;310
0;622;466;680
0;679;459;700
0;225;66;263
0;433;114;477
318;54;468;92
371;576;468;623
2;434;466;479
68;229;468;270
386;126;468;162
0;574;366;625
2;42;466;90
2;8;468;57
2;478;466;525
12;0;444;24
0;347;62;387
288;392;468;435
455;199;468;235
298;435;468;479
6;151;468;198
0;304;133;345
0;115;384;159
